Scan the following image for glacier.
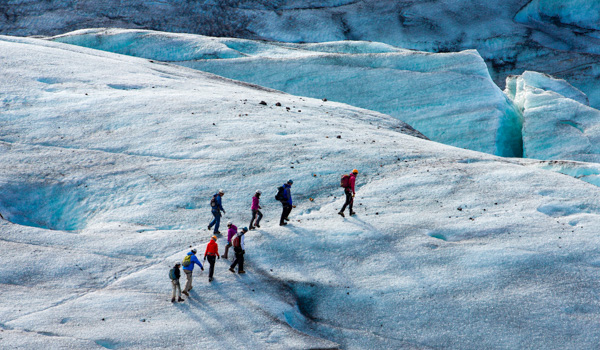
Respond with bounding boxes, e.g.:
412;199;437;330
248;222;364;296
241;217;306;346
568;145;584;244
3;0;600;110
3;35;600;349
51;28;524;157
506;71;600;162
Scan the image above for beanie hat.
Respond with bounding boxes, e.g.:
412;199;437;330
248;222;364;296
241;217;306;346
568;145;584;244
287;179;293;184
227;221;232;226
218;189;225;194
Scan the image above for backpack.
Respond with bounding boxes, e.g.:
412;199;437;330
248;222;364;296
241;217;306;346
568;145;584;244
340;174;350;188
275;186;285;201
210;195;217;208
182;255;191;267
169;268;176;280
233;235;242;253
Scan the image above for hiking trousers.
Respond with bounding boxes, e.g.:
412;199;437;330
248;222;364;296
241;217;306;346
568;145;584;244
231;251;244;272
207;255;216;279
183;269;193;293
250;209;263;227
171;279;181;299
340;188;354;213
208;210;221;233
280;203;292;225
223;242;232;259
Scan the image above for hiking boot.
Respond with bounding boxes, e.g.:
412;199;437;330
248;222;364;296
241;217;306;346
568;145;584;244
255;224;260;228
284;217;290;221
214;231;221;235
229;267;235;273
222;255;228;259
249;226;255;230
182;291;189;297
178;297;184;302
209;277;213;282
338;211;345;217
238;270;246;274
171;297;176;303
350;211;356;216
279;222;287;226
207;225;211;230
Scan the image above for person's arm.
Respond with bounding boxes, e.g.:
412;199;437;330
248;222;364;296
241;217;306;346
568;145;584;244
350;176;356;194
192;255;204;269
241;235;245;251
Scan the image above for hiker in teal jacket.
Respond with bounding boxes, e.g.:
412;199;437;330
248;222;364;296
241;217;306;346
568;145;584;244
182;249;203;296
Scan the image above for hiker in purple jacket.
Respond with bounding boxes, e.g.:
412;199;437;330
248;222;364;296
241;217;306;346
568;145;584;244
249;190;263;230
222;221;237;259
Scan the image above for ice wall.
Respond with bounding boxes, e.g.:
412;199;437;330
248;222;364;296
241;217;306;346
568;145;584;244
52;29;523;157
506;71;600;162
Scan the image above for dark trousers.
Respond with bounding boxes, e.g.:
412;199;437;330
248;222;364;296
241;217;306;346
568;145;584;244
207;255;216;278
340;188;354;213
231;250;244;272
280;203;292;224
250;209;263;227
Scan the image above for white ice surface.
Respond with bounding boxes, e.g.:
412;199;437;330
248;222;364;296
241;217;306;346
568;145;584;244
2;36;600;349
506;71;600;162
50;28;523;157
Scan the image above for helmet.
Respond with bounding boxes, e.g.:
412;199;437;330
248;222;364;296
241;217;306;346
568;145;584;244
212;235;218;241
175;262;181;266
352;169;359;174
227;221;232;226
218;189;225;194
191;249;197;254
287;179;294;184
256;190;262;194
241;227;248;232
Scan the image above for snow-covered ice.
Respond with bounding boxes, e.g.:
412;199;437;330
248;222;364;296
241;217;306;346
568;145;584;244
3;35;600;349
506;71;600;162
50;28;523;157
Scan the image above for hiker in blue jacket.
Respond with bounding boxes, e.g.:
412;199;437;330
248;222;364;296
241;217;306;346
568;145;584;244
182;249;204;296
208;189;226;234
279;180;295;226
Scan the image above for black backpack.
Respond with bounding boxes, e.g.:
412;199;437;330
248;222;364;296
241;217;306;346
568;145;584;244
275;186;285;201
210;195;217;208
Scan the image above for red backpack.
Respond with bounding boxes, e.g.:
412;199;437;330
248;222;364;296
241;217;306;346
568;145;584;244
340;174;350;188
233;235;242;253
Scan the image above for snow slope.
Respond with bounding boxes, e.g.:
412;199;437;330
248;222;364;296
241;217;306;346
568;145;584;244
3;36;600;349
506;71;600;162
3;0;600;109
50;28;523;157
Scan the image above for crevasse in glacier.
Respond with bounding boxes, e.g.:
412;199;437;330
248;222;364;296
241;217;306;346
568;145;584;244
506;71;600;162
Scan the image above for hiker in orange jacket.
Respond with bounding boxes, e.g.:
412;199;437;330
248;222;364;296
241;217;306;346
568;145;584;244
204;235;220;282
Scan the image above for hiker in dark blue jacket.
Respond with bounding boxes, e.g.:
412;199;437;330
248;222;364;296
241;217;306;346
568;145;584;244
208;189;226;234
279;180;295;226
182;249;204;296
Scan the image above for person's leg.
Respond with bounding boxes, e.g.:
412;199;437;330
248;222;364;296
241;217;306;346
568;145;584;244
256;210;263;226
341;189;351;213
349;193;355;214
208;255;216;279
172;280;177;301
208;211;217;229
284;205;292;220
238;253;245;273
250;210;257;228
176;280;181;298
280;204;287;225
223;242;231;259
230;256;238;270
214;212;221;233
183;270;193;293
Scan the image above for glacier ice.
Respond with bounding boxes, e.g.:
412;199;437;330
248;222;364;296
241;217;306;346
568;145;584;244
506;71;600;162
51;29;524;157
3;35;600;349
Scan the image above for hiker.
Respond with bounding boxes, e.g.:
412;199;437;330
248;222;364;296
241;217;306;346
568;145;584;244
278;180;295;226
182;249;204;296
208;189;226;234
229;227;248;274
249;190;263;230
339;169;358;217
204;235;220;282
169;262;184;303
223;221;237;259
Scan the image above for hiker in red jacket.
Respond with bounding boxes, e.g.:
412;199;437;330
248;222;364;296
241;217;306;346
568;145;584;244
229;227;247;274
339;169;358;217
204;235;220;282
